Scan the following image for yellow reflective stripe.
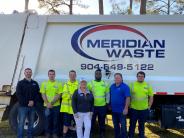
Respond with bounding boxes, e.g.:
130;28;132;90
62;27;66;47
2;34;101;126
61;102;70;106
131;96;148;101
94;95;106;99
62;92;70;94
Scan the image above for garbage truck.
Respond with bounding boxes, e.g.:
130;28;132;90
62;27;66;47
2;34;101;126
0;12;184;135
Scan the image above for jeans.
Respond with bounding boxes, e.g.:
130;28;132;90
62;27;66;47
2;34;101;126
44;106;60;135
74;112;92;138
17;106;36;138
91;106;107;134
112;112;127;138
128;108;149;138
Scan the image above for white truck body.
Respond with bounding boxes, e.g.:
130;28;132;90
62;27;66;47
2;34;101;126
0;13;184;130
1;14;183;95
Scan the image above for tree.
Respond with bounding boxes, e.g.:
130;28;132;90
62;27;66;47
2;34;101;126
38;0;88;15
129;0;133;14
110;0;147;14
99;0;104;15
25;0;29;11
110;0;129;15
147;0;184;15
140;0;147;14
133;0;147;14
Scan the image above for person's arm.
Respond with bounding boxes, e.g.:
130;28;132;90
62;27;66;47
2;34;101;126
41;94;53;108
90;92;94;112
40;82;52;108
148;96;153;109
123;97;130;115
89;92;94;119
107;85;112;111
34;82;43;105
105;82;110;104
87;82;92;92
62;84;71;100
29;81;40;107
123;85;131;115
148;84;154;109
16;81;26;105
51;82;62;105
51;94;61;105
72;90;78;117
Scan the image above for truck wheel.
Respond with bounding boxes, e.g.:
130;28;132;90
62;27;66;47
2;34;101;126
9;102;44;136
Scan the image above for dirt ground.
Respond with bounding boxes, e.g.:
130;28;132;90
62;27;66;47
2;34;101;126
0;115;184;138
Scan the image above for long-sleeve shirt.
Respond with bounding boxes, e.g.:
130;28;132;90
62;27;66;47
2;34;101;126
72;89;94;114
16;78;40;107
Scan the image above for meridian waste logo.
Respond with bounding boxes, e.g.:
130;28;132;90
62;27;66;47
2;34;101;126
71;24;166;62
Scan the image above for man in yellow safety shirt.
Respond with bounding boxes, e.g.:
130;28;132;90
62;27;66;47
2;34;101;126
87;69;109;138
40;69;62;138
60;70;79;138
128;71;154;138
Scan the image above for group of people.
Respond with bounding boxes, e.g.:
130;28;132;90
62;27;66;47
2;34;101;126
16;68;153;138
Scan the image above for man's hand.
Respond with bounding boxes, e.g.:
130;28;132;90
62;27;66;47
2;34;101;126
123;108;128;115
28;100;34;107
46;102;53;108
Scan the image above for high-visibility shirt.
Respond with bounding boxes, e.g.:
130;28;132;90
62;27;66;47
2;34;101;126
60;80;79;114
130;81;153;110
40;80;63;107
87;80;109;106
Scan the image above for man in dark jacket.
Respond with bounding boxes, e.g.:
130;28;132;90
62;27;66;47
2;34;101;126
16;68;40;138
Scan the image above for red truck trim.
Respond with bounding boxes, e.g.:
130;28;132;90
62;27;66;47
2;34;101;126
174;92;184;95
155;92;168;95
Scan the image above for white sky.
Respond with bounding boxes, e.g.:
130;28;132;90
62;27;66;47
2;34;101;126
0;0;117;15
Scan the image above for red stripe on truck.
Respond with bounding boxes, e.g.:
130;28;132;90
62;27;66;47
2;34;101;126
156;92;168;95
174;92;184;95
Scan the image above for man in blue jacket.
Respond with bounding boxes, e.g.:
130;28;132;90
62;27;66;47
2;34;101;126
110;73;130;138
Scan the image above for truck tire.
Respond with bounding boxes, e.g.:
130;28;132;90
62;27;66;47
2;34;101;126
9;102;44;136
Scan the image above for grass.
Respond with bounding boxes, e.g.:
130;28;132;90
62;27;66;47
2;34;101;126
0;115;184;138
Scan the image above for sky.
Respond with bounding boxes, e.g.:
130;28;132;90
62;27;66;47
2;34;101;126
0;0;119;15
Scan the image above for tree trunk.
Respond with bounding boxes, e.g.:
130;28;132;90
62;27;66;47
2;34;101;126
129;0;133;14
69;0;73;14
168;0;170;15
25;0;29;11
140;0;147;14
99;0;104;15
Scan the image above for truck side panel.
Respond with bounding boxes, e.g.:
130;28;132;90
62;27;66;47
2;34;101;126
0;14;27;89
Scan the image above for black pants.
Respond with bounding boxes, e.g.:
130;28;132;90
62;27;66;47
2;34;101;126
91;106;107;134
128;108;149;138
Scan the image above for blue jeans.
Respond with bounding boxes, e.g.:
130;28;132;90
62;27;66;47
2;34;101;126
44;106;60;135
91;106;107;133
128;108;149;138
17;106;36;138
112;112;127;138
